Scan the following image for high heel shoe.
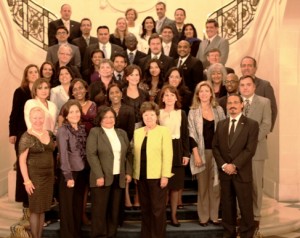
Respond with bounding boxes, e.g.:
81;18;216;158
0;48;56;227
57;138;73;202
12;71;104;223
170;219;181;227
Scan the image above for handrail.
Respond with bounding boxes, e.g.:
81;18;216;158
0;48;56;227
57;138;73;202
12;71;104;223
6;0;260;49
208;0;260;44
6;0;57;50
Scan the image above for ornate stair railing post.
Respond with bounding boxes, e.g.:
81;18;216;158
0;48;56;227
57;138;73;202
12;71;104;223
6;0;57;50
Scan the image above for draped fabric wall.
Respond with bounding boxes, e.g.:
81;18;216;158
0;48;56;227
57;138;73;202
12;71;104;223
1;0;299;201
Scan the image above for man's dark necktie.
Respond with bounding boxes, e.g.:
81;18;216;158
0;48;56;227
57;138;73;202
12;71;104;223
229;119;236;144
117;74;122;81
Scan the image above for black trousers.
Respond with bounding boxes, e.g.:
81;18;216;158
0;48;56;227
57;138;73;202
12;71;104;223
59;170;85;238
137;179;167;238
91;175;122;238
220;179;255;238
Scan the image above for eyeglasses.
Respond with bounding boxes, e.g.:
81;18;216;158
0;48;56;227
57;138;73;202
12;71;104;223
59;52;71;56
225;80;238;84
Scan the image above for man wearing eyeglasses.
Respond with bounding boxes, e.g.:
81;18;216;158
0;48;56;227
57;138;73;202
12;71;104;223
218;73;239;114
48;4;81;46
46;26;81;69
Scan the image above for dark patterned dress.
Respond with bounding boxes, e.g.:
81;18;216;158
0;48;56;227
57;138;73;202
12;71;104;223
18;132;55;213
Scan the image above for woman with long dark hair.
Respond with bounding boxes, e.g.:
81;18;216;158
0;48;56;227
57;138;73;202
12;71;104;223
9;64;39;221
57;100;87;238
138;16;156;54
139;58;164;102
179;23;201;57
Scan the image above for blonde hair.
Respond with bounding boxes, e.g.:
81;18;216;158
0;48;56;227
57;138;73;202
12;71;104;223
29;106;45;118
190;81;218;109
114;17;129;39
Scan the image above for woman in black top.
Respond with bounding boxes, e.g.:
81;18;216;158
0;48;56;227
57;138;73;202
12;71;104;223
9;64;39;207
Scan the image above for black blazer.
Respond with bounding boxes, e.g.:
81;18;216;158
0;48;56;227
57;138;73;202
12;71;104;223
115;104;135;141
9;87;31;139
162;42;179;59
82;43;124;73
125;50;147;65
72;36;98;61
212;115;259;182
138;54;174;77
52;62;82;87
109;34;126;50
48;19;81;46
175;55;204;93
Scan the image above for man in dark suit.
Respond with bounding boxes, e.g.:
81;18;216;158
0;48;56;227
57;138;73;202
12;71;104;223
82;25;124;73
155;2;175;34
72;18;98;63
112;53;127;89
46;26;81;68
212;93;259;238
138;33;174;76
175;40;203;93
239;75;271;233
48;4;81;46
240;56;277;132
161;26;178;59
124;33;147;65
218;73;239;114
171;8;186;44
196;19;229;68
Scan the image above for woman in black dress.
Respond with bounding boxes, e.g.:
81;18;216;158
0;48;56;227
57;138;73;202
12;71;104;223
158;85;190;227
19;107;55;238
122;65;149;208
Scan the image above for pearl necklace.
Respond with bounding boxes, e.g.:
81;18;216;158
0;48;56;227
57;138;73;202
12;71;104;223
31;129;44;137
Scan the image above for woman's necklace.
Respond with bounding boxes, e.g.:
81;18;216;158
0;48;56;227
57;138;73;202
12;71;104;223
31;129;44;138
80;101;87;107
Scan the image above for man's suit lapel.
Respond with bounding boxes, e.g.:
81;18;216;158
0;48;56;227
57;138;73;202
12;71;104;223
229;116;246;147
223;119;230;147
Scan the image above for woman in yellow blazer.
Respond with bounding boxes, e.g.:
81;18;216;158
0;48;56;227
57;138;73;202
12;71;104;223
133;101;173;238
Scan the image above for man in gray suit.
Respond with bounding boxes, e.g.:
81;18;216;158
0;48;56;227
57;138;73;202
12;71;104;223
46;26;81;68
196;19;229;68
155;2;175;34
240;56;277;131
239;75;272;232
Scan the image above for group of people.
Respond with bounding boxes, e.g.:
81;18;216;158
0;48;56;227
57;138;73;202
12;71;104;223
8;1;278;238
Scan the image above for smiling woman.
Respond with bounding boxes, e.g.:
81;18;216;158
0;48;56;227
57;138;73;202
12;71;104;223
86;106;133;238
57;99;87;238
24;78;58;133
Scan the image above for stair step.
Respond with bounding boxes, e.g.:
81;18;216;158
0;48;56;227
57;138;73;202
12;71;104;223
42;221;224;238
